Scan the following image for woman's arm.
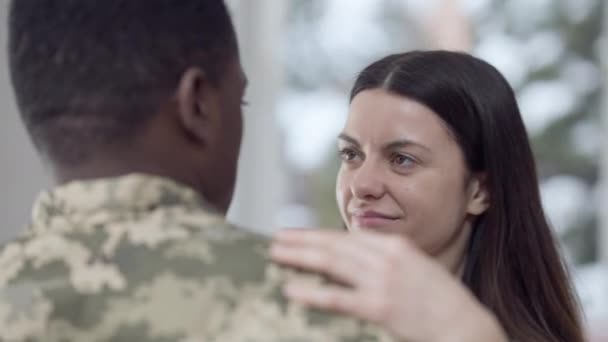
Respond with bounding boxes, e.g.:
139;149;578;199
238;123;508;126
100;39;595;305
271;229;508;342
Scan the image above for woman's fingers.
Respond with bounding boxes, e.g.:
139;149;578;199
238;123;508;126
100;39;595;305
273;229;422;280
283;281;373;319
350;230;418;257
284;280;392;325
270;236;381;287
274;229;345;247
276;228;418;261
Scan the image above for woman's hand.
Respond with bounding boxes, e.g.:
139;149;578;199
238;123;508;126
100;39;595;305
270;229;507;342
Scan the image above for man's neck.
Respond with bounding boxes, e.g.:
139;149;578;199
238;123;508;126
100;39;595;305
52;157;230;216
52;157;199;193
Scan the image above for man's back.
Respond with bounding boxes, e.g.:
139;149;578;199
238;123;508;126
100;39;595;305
0;174;390;342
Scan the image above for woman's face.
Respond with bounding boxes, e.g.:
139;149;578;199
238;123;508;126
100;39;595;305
336;89;488;272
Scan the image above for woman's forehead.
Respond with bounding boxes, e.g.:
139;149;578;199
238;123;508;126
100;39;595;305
345;89;456;149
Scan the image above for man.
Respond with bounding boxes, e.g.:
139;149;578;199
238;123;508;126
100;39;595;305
0;1;389;340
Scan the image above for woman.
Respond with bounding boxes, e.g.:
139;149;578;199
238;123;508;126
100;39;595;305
271;51;584;341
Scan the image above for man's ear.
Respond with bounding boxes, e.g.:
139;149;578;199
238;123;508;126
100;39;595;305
175;67;219;145
466;173;490;216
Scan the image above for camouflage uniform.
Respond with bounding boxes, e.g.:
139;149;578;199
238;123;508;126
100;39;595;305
0;174;393;342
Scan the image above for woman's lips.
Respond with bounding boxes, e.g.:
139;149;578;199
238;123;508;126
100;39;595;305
350;210;401;228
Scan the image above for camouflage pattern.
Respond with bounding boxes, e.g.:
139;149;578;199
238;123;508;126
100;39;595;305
0;174;393;342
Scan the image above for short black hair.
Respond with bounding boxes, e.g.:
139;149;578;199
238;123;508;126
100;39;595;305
8;0;237;164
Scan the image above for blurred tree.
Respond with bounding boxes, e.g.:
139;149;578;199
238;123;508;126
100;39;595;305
281;0;603;265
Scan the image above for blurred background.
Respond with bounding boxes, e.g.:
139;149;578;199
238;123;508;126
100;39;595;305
1;0;607;339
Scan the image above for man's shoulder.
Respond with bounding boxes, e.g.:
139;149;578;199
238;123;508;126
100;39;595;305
111;211;276;285
0;215;393;341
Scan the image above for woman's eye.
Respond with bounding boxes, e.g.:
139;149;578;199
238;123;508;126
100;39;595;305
339;148;360;162
391;153;416;167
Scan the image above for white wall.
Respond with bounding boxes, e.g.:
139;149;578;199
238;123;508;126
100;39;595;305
0;1;51;242
600;1;608;264
226;0;288;233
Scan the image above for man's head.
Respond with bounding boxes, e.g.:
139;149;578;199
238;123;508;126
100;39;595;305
8;0;247;213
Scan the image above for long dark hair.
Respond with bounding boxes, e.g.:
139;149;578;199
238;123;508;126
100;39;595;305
350;51;584;342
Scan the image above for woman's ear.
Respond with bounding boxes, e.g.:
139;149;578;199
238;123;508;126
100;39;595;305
466;173;490;216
